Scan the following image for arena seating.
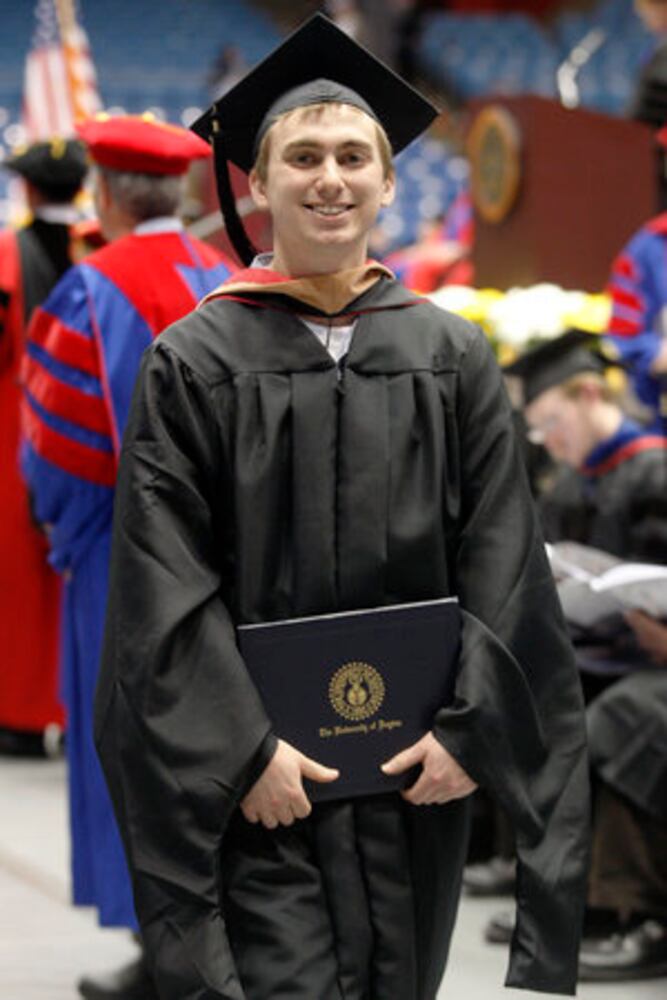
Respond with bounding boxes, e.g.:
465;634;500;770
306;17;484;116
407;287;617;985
419;13;559;103
0;0;657;247
417;0;652;115
376;138;470;255
0;0;278;223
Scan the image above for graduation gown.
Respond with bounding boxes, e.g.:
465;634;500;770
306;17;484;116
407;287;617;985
21;228;233;927
538;420;667;564
606;213;667;421
587;670;667;823
0;223;68;734
96;275;589;997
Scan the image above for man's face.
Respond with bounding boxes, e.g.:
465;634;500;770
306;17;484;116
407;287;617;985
249;104;395;275
524;385;597;468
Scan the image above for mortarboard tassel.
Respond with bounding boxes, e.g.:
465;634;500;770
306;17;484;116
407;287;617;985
211;116;257;267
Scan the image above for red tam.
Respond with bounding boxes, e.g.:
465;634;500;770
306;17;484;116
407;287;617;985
76;113;212;175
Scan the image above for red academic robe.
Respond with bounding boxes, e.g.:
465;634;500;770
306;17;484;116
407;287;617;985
0;228;63;733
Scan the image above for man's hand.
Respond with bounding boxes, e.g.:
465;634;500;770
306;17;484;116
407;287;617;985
241;738;339;829
625;609;667;665
381;732;477;805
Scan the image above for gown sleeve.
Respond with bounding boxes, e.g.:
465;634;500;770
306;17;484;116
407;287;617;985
20;266;116;573
605;229;664;410
94;340;274;1000
432;329;590;996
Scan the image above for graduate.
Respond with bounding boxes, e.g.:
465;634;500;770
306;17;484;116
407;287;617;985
95;15;590;999
505;329;667;564
481;329;667;949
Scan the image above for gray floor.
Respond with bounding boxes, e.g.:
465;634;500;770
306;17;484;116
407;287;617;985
0;757;665;999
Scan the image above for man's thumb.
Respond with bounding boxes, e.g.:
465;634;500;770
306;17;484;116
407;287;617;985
300;755;340;783
381;743;421;775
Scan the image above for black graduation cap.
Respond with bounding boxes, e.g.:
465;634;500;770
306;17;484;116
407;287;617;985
502;328;621;406
191;13;439;265
5;138;88;201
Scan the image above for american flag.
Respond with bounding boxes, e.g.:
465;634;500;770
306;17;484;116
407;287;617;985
23;0;102;140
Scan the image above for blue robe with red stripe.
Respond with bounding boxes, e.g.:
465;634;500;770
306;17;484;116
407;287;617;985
21;228;233;927
606;212;667;419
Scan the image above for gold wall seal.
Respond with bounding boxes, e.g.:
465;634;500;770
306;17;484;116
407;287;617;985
329;661;385;722
467;105;522;225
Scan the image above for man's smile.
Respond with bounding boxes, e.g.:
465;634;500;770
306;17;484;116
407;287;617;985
304;203;353;216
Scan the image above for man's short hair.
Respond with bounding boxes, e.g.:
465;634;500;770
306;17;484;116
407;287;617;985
560;371;620;405
97;165;183;221
252;102;394;184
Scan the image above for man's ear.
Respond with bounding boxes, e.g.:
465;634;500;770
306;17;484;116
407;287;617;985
248;169;268;211
380;171;396;209
95;171;112;214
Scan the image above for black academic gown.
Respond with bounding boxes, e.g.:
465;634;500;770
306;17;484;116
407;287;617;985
16;218;73;322
587;670;667;824
539;447;667;565
95;278;589;999
538;440;667;680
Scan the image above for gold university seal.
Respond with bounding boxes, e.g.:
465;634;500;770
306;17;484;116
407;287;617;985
329;661;385;721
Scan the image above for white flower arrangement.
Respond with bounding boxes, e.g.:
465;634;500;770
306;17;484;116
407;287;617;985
428;283;611;361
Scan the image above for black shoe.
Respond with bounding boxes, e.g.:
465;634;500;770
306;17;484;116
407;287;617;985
484;909;515;944
463;855;516;897
0;723;64;758
578;919;667;982
77;956;158;1000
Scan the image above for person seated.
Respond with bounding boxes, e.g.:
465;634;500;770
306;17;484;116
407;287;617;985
508;329;667;565
515;329;667;689
475;332;667;981
483;636;667;983
578;613;667;982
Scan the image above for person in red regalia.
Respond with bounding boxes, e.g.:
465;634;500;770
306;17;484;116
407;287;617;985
0;138;87;756
21;114;236;1000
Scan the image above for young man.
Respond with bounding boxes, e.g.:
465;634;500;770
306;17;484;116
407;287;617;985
21;115;233;1000
95;16;589;1000
481;329;667;955
0;138;87;756
509;330;667;564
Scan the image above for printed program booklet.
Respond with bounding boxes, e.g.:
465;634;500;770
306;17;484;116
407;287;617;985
546;541;667;630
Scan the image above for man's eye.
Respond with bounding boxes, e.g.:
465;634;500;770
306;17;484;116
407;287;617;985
342;152;363;165
292;152;317;166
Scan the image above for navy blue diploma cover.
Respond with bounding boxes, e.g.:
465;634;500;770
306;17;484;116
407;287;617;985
238;598;461;801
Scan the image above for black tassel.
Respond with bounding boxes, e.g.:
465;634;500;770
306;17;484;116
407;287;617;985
211;117;257;267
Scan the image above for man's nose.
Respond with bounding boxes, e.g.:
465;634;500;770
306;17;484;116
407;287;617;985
316;156;344;191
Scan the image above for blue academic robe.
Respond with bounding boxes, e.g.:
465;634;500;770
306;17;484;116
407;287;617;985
21;227;232;926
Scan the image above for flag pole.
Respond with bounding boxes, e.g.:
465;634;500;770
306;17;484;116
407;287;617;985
54;0;99;123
